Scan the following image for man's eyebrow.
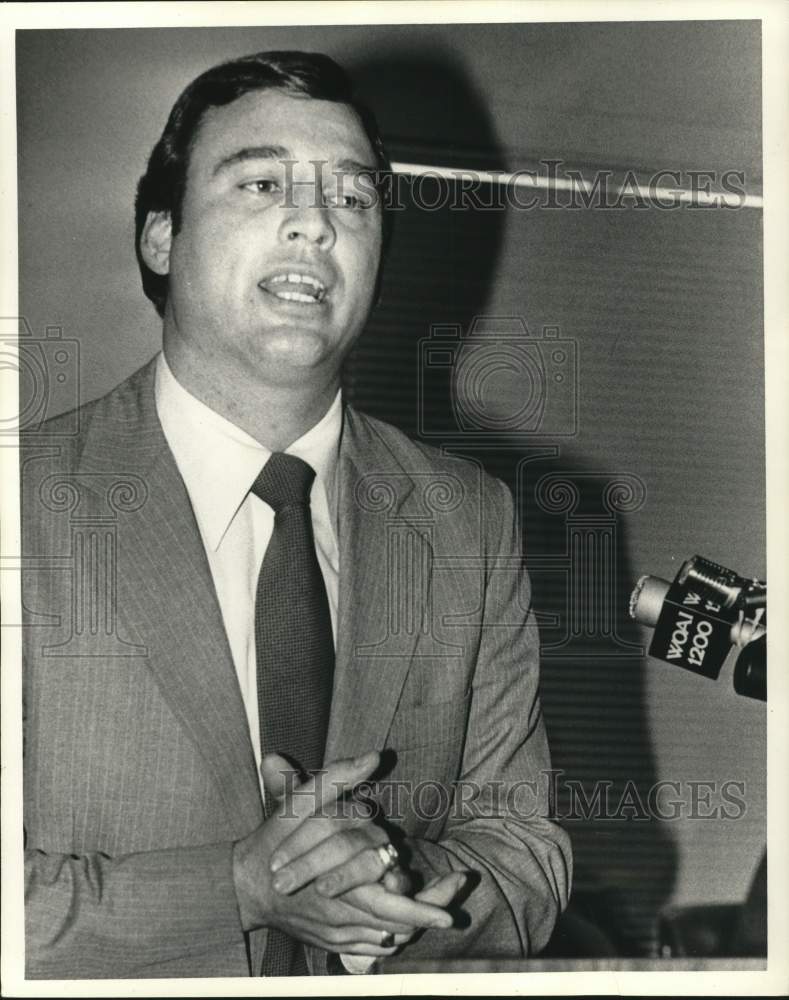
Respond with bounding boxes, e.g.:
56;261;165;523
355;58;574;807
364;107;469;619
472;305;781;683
334;158;379;174
212;145;290;176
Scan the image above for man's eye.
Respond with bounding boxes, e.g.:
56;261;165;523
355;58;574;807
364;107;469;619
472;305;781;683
241;179;280;195
327;192;369;210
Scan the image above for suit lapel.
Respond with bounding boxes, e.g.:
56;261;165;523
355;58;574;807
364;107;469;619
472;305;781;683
77;371;435;800
326;408;431;762
77;361;261;835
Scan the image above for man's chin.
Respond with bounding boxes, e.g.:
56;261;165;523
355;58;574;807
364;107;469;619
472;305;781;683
254;329;334;374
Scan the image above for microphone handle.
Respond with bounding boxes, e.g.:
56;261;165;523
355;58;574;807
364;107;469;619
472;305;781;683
732;634;767;701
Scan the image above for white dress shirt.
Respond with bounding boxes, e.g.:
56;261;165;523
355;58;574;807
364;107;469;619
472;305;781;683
154;351;341;786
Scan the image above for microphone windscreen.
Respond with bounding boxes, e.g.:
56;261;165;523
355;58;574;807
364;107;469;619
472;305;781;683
629;575;670;627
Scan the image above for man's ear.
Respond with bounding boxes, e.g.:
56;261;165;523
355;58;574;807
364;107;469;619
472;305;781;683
139;211;173;275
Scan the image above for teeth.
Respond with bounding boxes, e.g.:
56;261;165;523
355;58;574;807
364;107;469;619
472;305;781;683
263;271;327;304
268;272;325;292
271;289;321;304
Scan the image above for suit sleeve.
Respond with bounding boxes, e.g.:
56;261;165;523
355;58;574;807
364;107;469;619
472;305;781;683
24;842;245;978
22;640;247;978
393;476;572;960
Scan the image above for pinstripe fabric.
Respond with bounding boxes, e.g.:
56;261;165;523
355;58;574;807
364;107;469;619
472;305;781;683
22;357;572;978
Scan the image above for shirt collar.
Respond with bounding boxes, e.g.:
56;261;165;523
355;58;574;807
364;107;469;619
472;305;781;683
154;351;342;551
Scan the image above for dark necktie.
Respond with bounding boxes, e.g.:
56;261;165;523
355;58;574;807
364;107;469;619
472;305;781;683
251;452;335;976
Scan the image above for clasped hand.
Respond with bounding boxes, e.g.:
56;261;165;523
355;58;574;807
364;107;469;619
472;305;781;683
232;751;464;956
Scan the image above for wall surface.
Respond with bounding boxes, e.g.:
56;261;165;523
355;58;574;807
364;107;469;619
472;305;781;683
16;21;765;958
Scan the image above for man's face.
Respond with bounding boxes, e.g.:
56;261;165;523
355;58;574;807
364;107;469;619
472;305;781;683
157;88;383;388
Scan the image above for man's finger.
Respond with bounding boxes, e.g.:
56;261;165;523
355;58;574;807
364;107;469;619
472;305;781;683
345;883;453;930
282;894;414;936
414;871;468;907
282;751;380;821
275;825;388;895
381;866;411;895
309;834;397;897
260;753;301;802
284;915;403;951
282;917;400;956
270;800;375;876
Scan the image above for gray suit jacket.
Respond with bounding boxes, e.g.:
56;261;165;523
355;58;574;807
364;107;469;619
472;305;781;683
22;358;571;978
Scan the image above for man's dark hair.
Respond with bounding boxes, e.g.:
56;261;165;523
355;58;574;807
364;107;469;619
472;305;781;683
135;50;392;317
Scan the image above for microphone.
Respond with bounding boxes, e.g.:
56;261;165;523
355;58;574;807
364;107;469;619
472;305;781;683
629;555;766;701
733;634;766;702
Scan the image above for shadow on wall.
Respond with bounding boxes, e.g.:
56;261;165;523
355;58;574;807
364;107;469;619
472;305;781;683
343;44;509;435
343;44;678;957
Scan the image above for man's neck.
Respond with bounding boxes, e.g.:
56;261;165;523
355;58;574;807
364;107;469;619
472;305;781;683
163;345;340;452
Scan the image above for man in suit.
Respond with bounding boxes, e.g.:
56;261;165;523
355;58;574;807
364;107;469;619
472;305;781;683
22;51;571;978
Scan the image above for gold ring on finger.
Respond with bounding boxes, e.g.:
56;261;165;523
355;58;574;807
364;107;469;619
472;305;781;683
375;842;399;874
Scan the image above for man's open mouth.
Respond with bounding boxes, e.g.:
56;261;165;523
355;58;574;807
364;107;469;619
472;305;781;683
259;272;328;305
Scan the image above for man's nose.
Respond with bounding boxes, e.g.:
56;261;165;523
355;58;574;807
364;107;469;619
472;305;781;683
278;202;337;251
